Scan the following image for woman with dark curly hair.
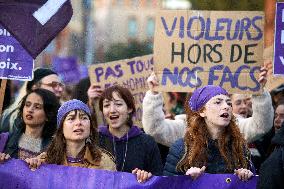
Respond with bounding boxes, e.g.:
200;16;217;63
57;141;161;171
0;88;60;161
164;85;254;181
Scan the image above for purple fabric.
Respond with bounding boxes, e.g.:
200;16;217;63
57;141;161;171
189;85;228;112
52;56;80;85
273;2;284;75
0;132;9;152
0;0;73;58
99;125;142;141
57;99;91;126
0;159;257;189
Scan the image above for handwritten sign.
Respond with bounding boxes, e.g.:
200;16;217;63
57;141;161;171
0;24;34;81
89;55;154;127
154;10;264;94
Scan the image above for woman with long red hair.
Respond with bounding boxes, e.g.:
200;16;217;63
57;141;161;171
164;85;254;181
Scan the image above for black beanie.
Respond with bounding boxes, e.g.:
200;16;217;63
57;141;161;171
26;68;57;92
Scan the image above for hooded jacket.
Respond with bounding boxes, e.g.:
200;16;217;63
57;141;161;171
98;125;163;175
257;126;284;189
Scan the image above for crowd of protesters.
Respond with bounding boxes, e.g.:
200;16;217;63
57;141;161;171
0;65;283;188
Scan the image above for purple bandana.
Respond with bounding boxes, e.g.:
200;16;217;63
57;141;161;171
189;85;228;112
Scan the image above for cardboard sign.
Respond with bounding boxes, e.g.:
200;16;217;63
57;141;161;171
273;2;284;75
154;10;264;94
0;24;34;81
52;56;80;85
89;55;154;127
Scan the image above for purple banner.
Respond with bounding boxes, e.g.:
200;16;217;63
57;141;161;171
0;24;34;81
274;2;284;75
52;56;80;85
0;159;258;189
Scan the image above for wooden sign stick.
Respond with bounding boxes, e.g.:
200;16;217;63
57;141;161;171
0;79;7;116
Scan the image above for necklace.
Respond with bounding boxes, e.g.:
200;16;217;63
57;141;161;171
112;132;128;171
67;156;83;163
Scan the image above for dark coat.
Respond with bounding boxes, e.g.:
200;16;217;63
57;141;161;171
257;126;284;189
164;138;252;176
4;118;51;158
98;125;163;175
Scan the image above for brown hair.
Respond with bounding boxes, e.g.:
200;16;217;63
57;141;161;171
46;110;102;164
177;104;248;173
99;85;136;126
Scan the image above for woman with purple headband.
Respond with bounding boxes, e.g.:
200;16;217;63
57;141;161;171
142;69;273;147
163;85;254;181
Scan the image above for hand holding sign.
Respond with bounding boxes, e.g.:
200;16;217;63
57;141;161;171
147;72;160;95
258;65;268;89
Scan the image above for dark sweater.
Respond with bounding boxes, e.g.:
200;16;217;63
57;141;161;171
257;126;284;189
99;125;163;175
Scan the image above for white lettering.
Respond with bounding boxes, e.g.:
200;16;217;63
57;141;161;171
0;44;14;53
280;56;284;66
0;58;18;70
0;28;11;36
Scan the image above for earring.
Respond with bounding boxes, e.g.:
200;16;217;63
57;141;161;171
85;137;91;144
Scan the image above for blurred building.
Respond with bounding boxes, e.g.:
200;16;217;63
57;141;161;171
37;0;191;66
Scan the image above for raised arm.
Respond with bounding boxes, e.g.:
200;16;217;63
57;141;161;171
237;66;274;143
142;73;186;147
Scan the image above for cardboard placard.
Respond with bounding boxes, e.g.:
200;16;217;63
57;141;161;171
154;10;264;94
89;55;154;127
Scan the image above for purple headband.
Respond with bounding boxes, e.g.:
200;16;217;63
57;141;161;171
189;85;228;112
57;99;91;127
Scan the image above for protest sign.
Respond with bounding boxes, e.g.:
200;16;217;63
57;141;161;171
0;0;73;58
89;55;153;127
154;10;264;94
273;2;284;75
0;24;34;81
52;56;80;85
264;46;284;91
0;159;257;189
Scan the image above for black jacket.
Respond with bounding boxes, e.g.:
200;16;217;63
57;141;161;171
257;126;284;189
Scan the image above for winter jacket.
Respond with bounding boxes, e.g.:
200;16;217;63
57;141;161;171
257;126;284;189
98;125;163;175
142;90;274;147
63;147;116;171
164;138;252;176
4;118;51;159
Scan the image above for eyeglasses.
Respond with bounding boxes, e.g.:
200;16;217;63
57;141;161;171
40;81;65;89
